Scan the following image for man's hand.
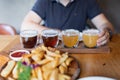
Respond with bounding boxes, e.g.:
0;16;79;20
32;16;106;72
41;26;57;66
91;13;114;46
97;29;110;46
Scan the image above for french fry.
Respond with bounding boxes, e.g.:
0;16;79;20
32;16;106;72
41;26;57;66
42;68;53;80
36;59;51;65
48;47;56;52
31;53;44;62
31;47;42;54
7;77;15;80
61;62;67;69
30;77;38;80
58;74;71;80
54;57;60;67
59;52;68;64
31;69;37;78
58;74;66;80
61;62;68;73
22;57;31;65
42;57;59;71
41;61;55;71
12;63;18;79
41;45;48;51
23;53;33;58
35;67;43;80
49;68;59;80
1;60;16;78
59;65;66;74
62;74;71;80
46;50;61;58
44;54;54;61
65;57;74;66
54;50;60;54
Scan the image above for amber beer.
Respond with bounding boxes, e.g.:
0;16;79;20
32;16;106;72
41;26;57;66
20;30;38;48
62;29;79;48
41;29;59;47
82;29;99;48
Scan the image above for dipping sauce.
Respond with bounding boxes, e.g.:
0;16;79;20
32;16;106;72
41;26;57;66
11;52;26;57
9;50;30;61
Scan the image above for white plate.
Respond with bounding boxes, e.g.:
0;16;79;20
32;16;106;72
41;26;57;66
77;76;116;80
59;32;83;41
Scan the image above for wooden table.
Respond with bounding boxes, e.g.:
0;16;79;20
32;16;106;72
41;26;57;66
0;34;120;79
0;35;19;52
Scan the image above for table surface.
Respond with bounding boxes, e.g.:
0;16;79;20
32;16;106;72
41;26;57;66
0;34;120;79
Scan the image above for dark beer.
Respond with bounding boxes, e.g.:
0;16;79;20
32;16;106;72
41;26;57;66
21;36;37;48
20;30;38;48
41;29;59;47
42;35;58;47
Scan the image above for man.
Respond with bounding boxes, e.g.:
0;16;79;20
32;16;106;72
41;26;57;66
21;0;114;46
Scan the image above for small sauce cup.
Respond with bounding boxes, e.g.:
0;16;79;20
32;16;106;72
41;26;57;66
9;50;30;61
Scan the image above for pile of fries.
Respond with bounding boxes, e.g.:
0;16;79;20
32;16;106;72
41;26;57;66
1;45;74;80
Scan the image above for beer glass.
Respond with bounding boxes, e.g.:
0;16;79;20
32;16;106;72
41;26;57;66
62;29;80;48
82;29;99;48
41;29;59;47
20;30;38;48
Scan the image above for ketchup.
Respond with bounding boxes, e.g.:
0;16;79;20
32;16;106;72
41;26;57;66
11;52;26;57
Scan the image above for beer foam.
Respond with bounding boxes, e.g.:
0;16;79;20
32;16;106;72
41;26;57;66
63;29;79;36
20;30;38;37
83;29;99;35
42;30;58;37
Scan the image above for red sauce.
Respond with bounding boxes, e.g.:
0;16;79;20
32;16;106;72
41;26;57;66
11;52;26;57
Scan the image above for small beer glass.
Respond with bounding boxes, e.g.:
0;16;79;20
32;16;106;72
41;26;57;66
82;29;99;48
41;29;59;48
20;30;38;48
62;29;80;48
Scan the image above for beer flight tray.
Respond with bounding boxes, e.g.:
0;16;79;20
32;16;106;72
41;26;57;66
11;42;110;54
57;42;110;53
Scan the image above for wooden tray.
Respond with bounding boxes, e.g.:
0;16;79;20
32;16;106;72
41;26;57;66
10;41;110;54
57;42;110;53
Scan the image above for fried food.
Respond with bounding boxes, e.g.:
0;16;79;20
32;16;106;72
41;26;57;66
49;68;59;80
0;55;9;70
12;63;18;79
0;45;74;80
1;60;16;78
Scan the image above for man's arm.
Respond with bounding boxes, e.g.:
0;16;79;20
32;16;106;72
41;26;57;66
91;13;114;46
91;13;114;32
21;11;49;34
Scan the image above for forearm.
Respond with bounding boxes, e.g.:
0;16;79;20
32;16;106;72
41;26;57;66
97;21;114;33
92;14;114;33
21;11;51;34
21;21;49;34
21;11;61;34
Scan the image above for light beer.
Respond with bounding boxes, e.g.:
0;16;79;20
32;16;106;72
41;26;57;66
62;29;79;48
82;29;99;48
